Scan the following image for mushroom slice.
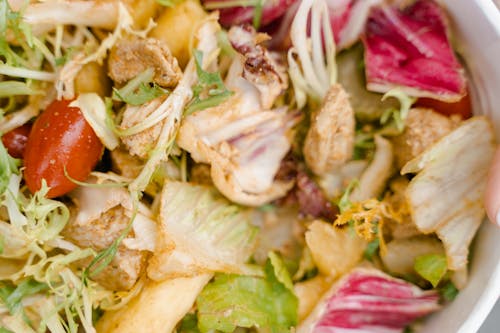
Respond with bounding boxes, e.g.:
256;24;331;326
402;117;495;270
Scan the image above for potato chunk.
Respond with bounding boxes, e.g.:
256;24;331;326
123;0;161;28
149;0;207;67
96;274;212;333
74;62;111;97
305;220;366;278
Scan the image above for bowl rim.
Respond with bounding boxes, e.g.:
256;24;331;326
458;1;500;332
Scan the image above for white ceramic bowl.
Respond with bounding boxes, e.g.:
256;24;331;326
422;1;500;332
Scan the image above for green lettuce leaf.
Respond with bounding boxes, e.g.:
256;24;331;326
149;181;259;280
0;279;48;314
337;179;359;213
184;49;233;115
0;140;20;195
112;67;168;106
268;251;294;292
439;281;459;302
196;254;298;333
113;82;167;106
177;313;201;333
364;238;380;261
414;254;447;287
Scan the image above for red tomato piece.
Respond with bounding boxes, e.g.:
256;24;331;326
24;99;103;198
416;92;472;119
1;123;32;158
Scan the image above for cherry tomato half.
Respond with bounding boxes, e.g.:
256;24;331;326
416;92;472;119
1;123;32;159
24;99;103;198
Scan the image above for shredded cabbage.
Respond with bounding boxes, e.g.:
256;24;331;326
0;156;137;332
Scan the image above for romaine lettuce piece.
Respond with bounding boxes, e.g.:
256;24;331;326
414;254;447;288
196;253;298;333
148;181;258;280
402;117;495;270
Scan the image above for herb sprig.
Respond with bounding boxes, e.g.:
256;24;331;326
184;50;233;115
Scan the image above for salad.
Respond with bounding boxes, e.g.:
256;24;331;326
0;0;496;332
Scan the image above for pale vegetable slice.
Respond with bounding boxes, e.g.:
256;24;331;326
0;220;30;258
95;274;212;333
70;93;119;150
318;160;368;200
288;0;337;108
147;181;258;280
381;236;444;276
305;220;366;278
350;135;394;202
402;117;495;270
294;275;331;322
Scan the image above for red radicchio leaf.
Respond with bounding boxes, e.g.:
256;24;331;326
202;0;298;28
299;268;441;333
363;0;467;102
327;0;353;43
275;157;338;221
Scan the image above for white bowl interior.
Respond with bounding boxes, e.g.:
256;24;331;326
421;1;500;332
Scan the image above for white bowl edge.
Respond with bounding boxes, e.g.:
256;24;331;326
422;1;500;332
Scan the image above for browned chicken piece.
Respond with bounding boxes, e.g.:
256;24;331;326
119;96;166;159
108;37;182;88
64;206;146;291
392;108;459;169
190;164;213;185
303;84;355;175
64;184;157;291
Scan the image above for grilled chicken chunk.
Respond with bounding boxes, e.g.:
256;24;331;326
108;37;182;88
303;84;355;176
392;108;459;169
64;181;156;290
